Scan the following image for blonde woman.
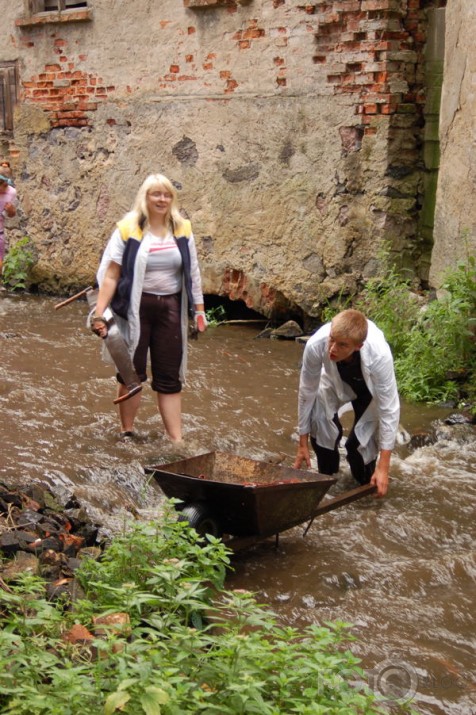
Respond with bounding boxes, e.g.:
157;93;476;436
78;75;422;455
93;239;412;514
92;174;206;442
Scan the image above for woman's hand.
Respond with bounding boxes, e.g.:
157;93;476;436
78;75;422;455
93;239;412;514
194;310;208;332
91;316;108;338
4;202;16;218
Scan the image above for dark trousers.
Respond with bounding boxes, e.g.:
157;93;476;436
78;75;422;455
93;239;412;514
310;397;376;485
117;292;182;394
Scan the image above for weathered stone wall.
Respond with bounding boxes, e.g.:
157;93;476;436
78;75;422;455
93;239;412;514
1;1;439;317
431;0;476;288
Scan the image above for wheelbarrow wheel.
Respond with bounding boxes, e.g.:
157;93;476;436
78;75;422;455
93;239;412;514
178;502;222;538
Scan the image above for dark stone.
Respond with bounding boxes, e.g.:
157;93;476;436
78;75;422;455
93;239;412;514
378;186;408;198
0;491;23;510
65;508;92;529
36;519;61;536
42;510;70;527
46;579;74;602
279;140;295;164
16;510;44;529
0;530;40;555
0;485;103;601
255;327;274;339
64;494;81;510
409;431;436;449
385;164;414;179
66;557;82;573
75;523;99;546
172;136;199;166
269;320;303;340
339;126;364;154
26;536;63;554
223;163;260;183
444;412;475;425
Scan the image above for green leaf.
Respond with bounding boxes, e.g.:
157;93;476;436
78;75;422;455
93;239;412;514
104;690;131;714
139;687;169;715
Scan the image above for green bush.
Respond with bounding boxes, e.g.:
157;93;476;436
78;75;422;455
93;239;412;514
355;269;420;358
320;250;476;405
0;505;394;714
395;256;476;402
2;236;36;290
205;304;226;326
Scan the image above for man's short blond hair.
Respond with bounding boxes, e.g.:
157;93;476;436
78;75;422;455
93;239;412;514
330;309;368;345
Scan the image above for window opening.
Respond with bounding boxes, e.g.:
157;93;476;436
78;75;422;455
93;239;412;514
30;0;88;12
0;64;18;133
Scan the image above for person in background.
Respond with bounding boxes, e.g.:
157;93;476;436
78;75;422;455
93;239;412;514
293;309;400;497
0;161;14;187
0;169;17;280
91;173;207;442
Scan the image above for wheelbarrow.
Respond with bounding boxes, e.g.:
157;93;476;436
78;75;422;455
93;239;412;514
145;451;376;551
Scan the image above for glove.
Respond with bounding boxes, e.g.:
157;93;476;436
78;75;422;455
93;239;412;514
194;311;207;333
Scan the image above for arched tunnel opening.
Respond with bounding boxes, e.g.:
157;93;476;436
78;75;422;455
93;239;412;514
203;294;305;329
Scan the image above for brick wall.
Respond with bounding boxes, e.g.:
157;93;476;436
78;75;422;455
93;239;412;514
21;46;111;128
3;0;450;308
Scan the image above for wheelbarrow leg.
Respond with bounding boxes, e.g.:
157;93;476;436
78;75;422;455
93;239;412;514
303;483;377;537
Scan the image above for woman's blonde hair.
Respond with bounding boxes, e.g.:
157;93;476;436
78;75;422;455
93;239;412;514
331;309;368;345
127;173;186;233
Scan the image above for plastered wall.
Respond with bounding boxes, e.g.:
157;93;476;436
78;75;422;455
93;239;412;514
1;1;449;317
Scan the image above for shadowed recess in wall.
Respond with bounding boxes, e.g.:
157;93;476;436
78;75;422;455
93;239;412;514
172;137;199;166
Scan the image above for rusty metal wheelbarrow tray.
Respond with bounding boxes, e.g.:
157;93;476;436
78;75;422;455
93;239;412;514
146;451;338;539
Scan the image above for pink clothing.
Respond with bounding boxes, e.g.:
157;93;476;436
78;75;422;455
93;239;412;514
0;185;17;258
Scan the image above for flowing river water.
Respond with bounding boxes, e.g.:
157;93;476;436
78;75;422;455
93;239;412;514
1;293;475;714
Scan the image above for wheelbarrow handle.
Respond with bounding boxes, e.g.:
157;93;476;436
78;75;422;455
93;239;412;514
54;286;93;310
303;483;377;537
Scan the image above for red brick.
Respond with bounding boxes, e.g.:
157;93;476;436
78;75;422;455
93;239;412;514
225;79;238;93
379;103;397;114
243;28;265;39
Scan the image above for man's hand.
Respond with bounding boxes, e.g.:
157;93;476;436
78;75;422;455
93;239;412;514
294;435;312;469
370;449;391;497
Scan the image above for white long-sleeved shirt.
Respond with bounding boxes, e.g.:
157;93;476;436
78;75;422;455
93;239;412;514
298;320;400;460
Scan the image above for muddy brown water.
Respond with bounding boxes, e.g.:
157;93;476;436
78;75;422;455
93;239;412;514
1;293;475;714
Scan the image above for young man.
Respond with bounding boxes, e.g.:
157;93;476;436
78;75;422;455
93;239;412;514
294;309;400;497
0;173;17;279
